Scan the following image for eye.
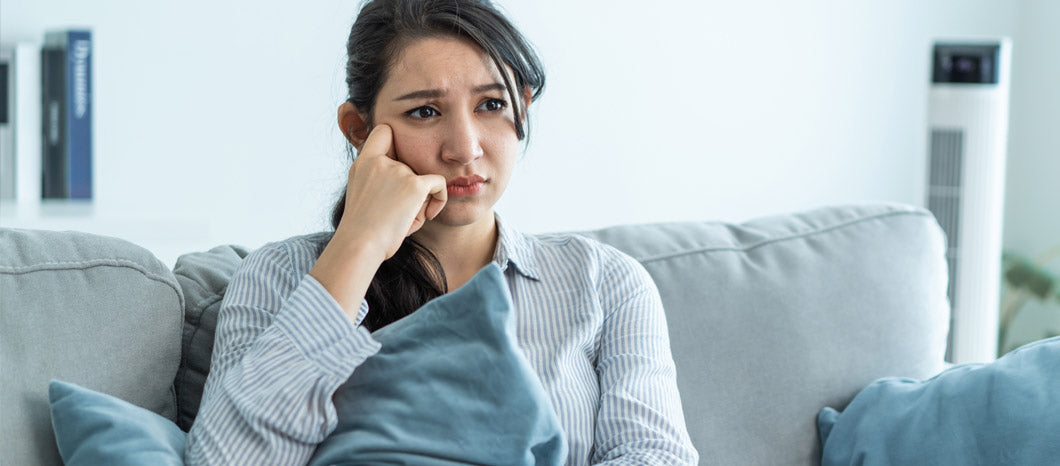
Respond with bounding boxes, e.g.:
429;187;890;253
477;98;508;113
405;106;440;120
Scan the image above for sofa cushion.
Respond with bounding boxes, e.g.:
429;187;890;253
49;380;185;465
171;245;250;431
171;202;950;466
0;228;184;466
818;336;1060;465
576;202;949;465
309;264;567;465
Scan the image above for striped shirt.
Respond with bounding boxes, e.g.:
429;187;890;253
185;216;698;465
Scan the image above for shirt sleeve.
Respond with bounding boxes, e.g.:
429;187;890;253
185;240;381;465
590;249;699;465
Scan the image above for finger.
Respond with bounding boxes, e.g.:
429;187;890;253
359;124;396;160
421;175;448;220
407;209;427;236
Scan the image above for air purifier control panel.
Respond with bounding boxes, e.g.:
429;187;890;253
933;43;1000;84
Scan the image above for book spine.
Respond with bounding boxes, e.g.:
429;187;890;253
0;47;13;200
41;45;67;199
64;30;92;199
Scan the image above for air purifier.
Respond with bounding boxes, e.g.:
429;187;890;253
926;39;1011;364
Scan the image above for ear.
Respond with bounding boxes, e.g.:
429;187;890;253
520;87;533;120
338;101;370;151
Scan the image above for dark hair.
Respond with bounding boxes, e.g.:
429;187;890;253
332;0;545;331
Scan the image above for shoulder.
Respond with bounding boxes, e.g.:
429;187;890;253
524;232;652;289
528;231;632;261
236;231;334;280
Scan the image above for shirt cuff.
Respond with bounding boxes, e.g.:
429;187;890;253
354;298;370;326
271;274;381;380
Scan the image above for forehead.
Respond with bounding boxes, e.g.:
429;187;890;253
383;36;505;93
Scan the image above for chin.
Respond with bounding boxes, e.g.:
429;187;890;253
431;203;494;227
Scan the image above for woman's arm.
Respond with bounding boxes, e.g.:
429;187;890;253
591;250;699;465
184;240;381;465
185;124;448;465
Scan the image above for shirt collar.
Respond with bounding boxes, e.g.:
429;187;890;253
492;213;541;281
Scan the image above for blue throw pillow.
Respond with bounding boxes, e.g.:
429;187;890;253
309;263;568;466
49;380;185;466
818;336;1060;465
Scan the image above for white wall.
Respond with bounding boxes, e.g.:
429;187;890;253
0;0;1034;268
1000;0;1060;351
499;0;1021;230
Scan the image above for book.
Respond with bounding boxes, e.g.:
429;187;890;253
41;29;92;200
0;46;13;200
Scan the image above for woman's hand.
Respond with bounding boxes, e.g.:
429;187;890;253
337;124;448;260
310;124;447;318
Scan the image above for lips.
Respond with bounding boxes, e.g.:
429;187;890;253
447;175;486;187
447;175;486;197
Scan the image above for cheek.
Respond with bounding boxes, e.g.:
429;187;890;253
390;128;439;170
481;120;520;158
487;138;518;187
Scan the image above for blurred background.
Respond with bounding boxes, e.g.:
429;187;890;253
2;0;1057;353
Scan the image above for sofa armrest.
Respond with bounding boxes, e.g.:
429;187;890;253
0;228;184;466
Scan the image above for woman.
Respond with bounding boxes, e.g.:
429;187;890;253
186;0;698;464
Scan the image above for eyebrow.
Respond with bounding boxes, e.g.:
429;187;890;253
393;83;508;101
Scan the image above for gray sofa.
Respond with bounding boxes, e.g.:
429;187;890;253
0;202;950;465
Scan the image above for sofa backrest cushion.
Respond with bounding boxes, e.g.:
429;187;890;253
172;202;950;466
171;244;249;431
576;202;950;465
0;228;184;466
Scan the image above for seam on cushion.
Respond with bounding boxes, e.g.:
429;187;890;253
176;282;225;429
0;258;186;317
637;210;936;264
192;293;225;321
176;281;205;326
169;384;180;427
3;257;187;423
185;293;223;371
179;292;221;357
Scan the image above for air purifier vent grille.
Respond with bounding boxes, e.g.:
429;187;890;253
927;128;965;361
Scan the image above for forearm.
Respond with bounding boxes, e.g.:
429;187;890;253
310;229;386;320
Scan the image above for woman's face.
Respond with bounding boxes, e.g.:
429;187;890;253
369;36;524;229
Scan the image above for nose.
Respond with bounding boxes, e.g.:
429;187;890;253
441;111;484;165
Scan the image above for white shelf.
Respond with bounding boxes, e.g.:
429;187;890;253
1;200;215;268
